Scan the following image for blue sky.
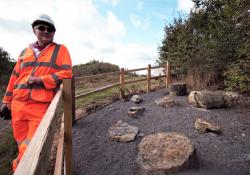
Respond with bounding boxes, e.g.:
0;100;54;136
0;0;193;69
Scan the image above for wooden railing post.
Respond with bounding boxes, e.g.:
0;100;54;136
120;68;125;98
71;77;75;125
63;79;73;175
147;64;151;93
165;61;171;88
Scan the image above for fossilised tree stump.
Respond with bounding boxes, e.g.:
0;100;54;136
137;132;196;175
169;83;187;96
188;90;225;109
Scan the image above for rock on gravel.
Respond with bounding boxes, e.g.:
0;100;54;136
108;120;139;142
137;132;195;175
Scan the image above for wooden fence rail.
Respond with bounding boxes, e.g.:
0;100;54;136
13;62;170;175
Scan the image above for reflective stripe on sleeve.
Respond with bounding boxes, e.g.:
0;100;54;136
5;91;13;96
21;62;70;70
14;83;45;89
51;74;62;85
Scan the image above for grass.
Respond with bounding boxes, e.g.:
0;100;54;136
0;128;18;175
75;76;166;109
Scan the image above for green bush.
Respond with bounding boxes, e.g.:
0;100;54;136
224;61;250;93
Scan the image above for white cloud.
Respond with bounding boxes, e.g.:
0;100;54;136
136;2;144;11
0;0;157;69
101;0;119;7
177;0;194;13
129;14;149;31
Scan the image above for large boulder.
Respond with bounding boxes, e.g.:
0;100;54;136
108;120;139;142
169;83;187;96
188;90;225;109
137;132;195;175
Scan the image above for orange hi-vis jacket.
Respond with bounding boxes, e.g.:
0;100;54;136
3;43;72;103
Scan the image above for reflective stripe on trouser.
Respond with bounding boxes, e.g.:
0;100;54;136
11;100;50;171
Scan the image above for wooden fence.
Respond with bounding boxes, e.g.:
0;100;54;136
13;62;170;175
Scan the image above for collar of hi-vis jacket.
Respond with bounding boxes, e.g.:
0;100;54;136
30;41;53;58
19;43;69;71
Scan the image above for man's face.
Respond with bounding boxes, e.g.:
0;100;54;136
33;24;55;46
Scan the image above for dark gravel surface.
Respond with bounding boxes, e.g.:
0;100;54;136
73;89;250;175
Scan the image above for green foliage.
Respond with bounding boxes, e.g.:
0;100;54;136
0;128;18;175
0;47;16;87
157;0;250;92
224;60;250;92
73;60;120;77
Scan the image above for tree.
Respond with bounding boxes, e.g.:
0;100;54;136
157;0;250;92
0;47;16;87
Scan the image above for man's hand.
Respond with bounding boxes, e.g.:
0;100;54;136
1;103;11;111
0;103;11;120
27;76;42;85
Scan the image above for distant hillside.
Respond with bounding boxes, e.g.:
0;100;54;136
73;60;120;77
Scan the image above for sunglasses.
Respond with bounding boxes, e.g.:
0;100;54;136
34;25;55;33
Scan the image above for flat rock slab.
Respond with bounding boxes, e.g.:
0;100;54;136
128;106;145;118
137;132;195;175
155;96;176;108
195;118;221;134
169;83;187;96
108;120;139;142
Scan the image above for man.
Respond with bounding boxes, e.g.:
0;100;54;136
1;14;72;171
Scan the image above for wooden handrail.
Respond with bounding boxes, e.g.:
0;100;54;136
54;115;64;175
75;83;120;100
75;71;120;82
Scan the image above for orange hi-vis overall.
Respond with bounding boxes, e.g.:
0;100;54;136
2;43;72;171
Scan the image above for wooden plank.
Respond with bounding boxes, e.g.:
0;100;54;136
120;68;125;98
74;71;120;82
150;75;166;80
63;79;73;175
147;64;151;93
124;78;147;85
75;83;120;100
71;77;75;125
165;62;171;88
125;67;147;73
151;65;162;69
14;87;63;175
54;115;64;175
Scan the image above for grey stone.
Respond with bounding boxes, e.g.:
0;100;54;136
108;120;139;142
155;96;175;108
131;95;143;104
169;83;187;96
195;118;221;134
137;132;195;175
128;106;145;118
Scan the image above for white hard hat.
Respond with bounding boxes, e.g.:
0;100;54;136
32;14;56;30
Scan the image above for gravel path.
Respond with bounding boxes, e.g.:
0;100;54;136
73;89;250;175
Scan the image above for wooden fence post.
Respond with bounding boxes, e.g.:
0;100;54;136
71;77;75;125
147;64;151;93
120;68;125;98
63;79;73;175
165;61;171;88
